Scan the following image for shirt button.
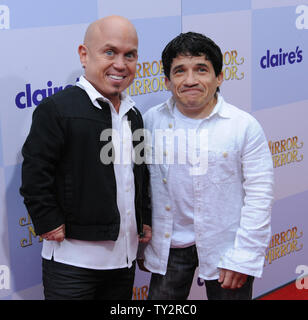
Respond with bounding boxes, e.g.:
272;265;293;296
223;152;228;158
165;205;171;211
168;123;173;128
163;151;168;156
165;233;170;238
162;178;167;184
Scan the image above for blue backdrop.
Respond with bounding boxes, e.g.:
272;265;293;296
0;0;307;299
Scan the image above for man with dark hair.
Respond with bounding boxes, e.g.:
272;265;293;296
20;16;151;300
138;32;274;300
162;32;223;90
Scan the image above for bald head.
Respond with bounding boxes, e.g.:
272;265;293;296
83;15;138;48
78;15;139;110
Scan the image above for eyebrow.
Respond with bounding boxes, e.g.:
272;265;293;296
171;62;209;72
102;44;138;53
196;63;209;68
171;64;184;72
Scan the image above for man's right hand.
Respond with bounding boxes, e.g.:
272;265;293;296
41;224;65;242
137;259;150;273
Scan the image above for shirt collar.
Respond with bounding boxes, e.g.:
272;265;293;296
76;75;136;116
211;94;231;119
160;94;231;119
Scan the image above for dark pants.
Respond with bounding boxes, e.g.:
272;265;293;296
42;258;136;300
148;245;254;300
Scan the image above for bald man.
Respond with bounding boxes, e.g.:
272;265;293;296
20;16;152;300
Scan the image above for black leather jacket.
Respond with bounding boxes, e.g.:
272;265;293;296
20;86;151;241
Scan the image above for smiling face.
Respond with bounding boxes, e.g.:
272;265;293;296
165;54;223;119
78;16;138;109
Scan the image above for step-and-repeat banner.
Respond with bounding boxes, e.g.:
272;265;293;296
0;0;307;300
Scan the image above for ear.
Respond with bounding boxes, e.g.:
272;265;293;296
78;44;88;68
164;76;171;91
216;71;224;88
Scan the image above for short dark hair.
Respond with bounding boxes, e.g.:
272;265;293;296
162;31;223;81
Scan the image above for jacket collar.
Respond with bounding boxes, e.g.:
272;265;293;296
76;75;136;117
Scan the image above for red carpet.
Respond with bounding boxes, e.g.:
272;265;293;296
257;278;308;300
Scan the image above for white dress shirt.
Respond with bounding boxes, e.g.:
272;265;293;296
168;106;204;248
41;75;138;270
143;94;274;279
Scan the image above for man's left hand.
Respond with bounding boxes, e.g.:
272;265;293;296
218;268;248;289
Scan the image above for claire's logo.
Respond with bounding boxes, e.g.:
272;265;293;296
15;80;77;109
260;46;303;69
